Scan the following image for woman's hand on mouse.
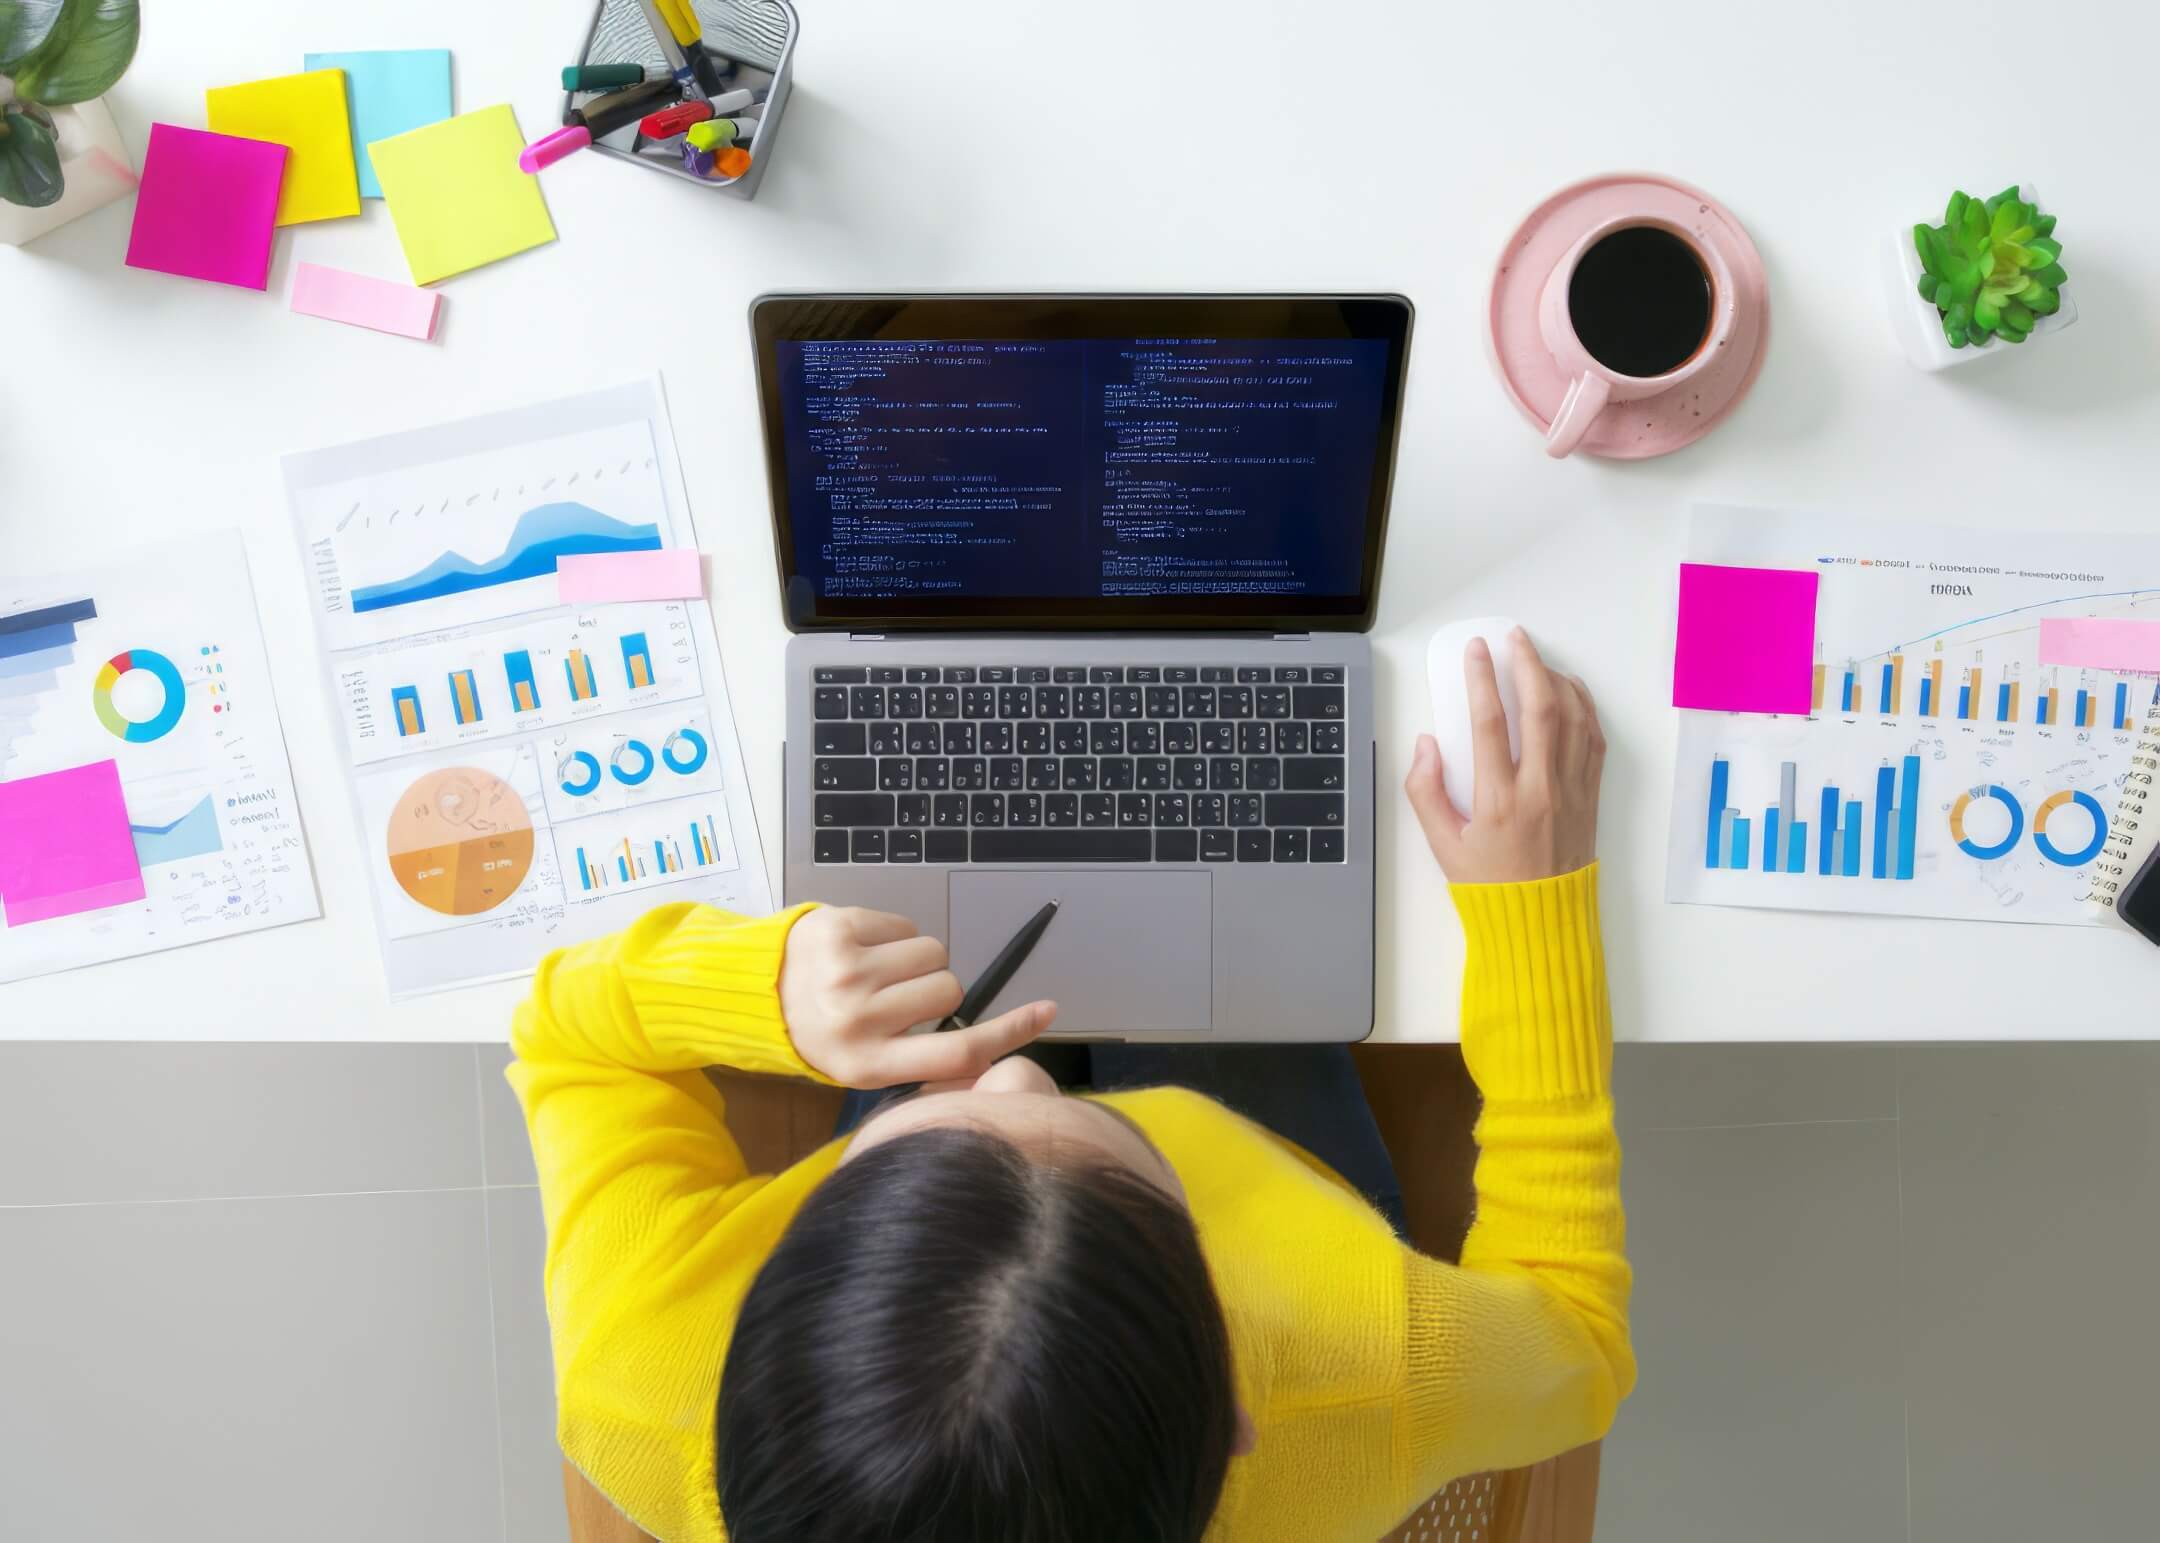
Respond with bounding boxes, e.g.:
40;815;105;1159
778;905;1057;1088
1404;627;1604;884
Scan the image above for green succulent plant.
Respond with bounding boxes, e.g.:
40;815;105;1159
1912;187;2067;349
0;0;141;209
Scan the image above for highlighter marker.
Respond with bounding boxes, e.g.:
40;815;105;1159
570;78;680;132
685;117;755;152
561;62;666;91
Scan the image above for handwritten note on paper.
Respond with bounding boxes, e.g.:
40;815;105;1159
2038;618;2160;674
557;549;704;604
1673;562;1820;714
0;760;145;926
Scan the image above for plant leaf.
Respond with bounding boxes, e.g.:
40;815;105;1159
1917;273;1940;303
1997;324;2026;343
1946;191;1969;227
1974;294;2001;330
2024;284;2060;315
2029;213;2056;238
2025;236;2061;263
1961;197;1989;249
2001;300;2034;333
10;0;138;105
0;102;65;206
2029;262;2066;289
0;0;65;70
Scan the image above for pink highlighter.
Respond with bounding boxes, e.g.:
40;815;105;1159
519;125;592;173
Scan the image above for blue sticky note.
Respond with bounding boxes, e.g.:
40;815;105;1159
302;49;453;199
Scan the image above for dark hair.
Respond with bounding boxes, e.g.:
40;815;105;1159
716;1125;1237;1543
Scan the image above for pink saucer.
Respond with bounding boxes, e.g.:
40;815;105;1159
1488;173;1770;460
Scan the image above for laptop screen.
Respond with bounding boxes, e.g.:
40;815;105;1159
752;296;1413;630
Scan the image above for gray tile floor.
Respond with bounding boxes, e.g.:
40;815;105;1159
2;1040;2154;1542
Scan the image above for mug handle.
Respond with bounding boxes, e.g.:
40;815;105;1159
1545;372;1610;459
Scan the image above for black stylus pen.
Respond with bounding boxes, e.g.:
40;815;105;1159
938;900;1059;1031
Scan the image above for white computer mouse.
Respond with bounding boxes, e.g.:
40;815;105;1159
1425;617;1523;816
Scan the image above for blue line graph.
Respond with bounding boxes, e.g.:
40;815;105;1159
130;794;223;865
350;502;661;613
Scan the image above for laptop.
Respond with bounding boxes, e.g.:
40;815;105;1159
752;294;1414;1042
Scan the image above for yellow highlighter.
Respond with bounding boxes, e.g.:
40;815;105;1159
644;0;729;95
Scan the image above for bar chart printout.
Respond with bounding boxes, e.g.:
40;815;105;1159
1704;755;1918;880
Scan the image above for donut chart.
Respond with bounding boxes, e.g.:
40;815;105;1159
385;766;535;916
558;751;602;797
610;738;655;786
2033;790;2107;867
1950;785;2024;861
92;648;186;742
662;728;709;774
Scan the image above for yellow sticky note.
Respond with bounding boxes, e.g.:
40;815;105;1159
205;69;361;225
369;105;557;286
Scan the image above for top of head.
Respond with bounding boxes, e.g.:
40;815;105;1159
1425;617;1523;817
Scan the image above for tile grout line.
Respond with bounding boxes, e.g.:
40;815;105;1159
1635;1115;1901;1134
474;1045;513;1543
0;1182;540;1212
1894;1049;1913;1543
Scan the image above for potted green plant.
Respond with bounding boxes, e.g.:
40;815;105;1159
1886;185;2076;371
1;0;141;247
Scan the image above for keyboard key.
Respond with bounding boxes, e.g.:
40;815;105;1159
895;795;931;826
851;828;886;861
816;793;894;827
1284;757;1347;791
943;721;977;755
1117;794;1151;828
1101;757;1135;790
1045;793;1079;827
1275;721;1309;755
1164;666;1196;683
1089;722;1124;755
1201;666;1234;682
1053;665;1087;683
1060;757;1098;790
1034;686;1070;718
990;758;1024;790
1054;721;1089;754
970;793;1005;827
1155;829;1198;863
1090;666;1124;683
1200;827;1235;862
1126;721;1161;755
1193;793;1226;826
915;758;950;790
1154;793;1190;827
946;667;977;684
1313;722;1345;754
1208;758;1244;791
1016;666;1050;684
1181;686;1217;717
1238;722;1271;755
1312;829;1346;862
1145;686;1180;718
1244;758;1281;791
1080;793;1116;827
1127;666;1160;683
889;829;923;863
816;758;875;791
952;758;987;790
1069;686;1104;717
870;667;903;684
1228;795;1264;827
1026;757;1060;790
1174;757;1207;791
1236;829;1272;862
1137;758;1172;791
814;829;847;862
1201;724;1236;756
905;723;940;755
973;830;1151;862
905;667;940;683
849;686;885;718
998;686;1031;718
1267;793;1344;826
814;723;866;755
1163;721;1198;754
1292;685;1345;720
1255;686;1292;719
889;686;924;718
962;687;996;719
815;667;867;684
869;722;903;756
878;760;914;791
979;722;1014;755
1237;666;1270;683
1273;828;1309;862
1312;665;1345;684
1008;793;1043;827
1218;687;1253;719
934;794;968;827
813;687;848;720
1273;666;1309;683
927;830;968;862
1109;686;1144;719
925;686;959;719
1019;722;1052;755
980;666;1014;683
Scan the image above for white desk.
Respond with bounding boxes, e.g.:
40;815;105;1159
7;0;2158;1043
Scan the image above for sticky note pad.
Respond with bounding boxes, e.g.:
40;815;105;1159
0;760;146;926
303;49;453;199
370;105;556;285
290;261;443;340
1673;562;1820;714
125;124;287;290
557;550;704;603
2038;617;2160;673
206;69;361;225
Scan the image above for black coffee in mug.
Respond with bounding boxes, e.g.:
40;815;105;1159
1566;226;1713;378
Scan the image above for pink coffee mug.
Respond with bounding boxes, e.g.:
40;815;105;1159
1538;216;1735;458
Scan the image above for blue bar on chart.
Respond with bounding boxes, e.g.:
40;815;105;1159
1729;815;1750;869
504;649;540;713
2075;688;2093;729
1706;757;1731;868
1841;669;1858;713
1842;801;1862;876
2117;682;2132;731
391;684;424;736
1818;785;1839;874
1895;755;1918;880
1872;763;1894;879
1704;755;1915;881
448;669;482;726
564;649;598;702
1918;673;1932;717
1762;807;1780;872
621;631;654;690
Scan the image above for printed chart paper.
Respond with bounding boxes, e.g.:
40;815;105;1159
283;379;771;995
0;535;319;986
1668;506;2160;927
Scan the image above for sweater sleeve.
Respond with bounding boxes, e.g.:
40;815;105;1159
1398;863;1634;1492
505;900;825;1355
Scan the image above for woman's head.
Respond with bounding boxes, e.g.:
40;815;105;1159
716;1060;1240;1543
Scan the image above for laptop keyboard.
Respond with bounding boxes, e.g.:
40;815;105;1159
808;664;1350;864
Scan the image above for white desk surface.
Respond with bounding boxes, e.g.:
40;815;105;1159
6;0;2158;1043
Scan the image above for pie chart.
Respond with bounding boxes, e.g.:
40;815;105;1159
385;767;535;916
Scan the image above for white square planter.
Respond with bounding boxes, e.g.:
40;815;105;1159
0;97;136;247
1884;184;2076;371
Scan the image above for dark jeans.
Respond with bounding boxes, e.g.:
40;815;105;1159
834;1044;1407;1237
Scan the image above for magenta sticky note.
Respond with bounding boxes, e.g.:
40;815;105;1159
556;549;704;604
0;760;146;927
289;261;443;340
125;123;287;290
1673;562;1820;713
2037;617;2160;673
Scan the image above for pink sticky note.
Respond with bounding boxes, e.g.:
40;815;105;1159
1673;562;1820;713
125;124;287;289
2037;617;2160;673
0;761;146;927
289;261;443;340
556;549;704;604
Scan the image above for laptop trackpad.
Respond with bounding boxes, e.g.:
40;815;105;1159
947;871;1212;1037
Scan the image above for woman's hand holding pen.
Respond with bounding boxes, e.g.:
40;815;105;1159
1405;628;1605;885
779;906;1057;1089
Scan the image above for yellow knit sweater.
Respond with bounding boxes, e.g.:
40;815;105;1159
508;864;1632;1543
